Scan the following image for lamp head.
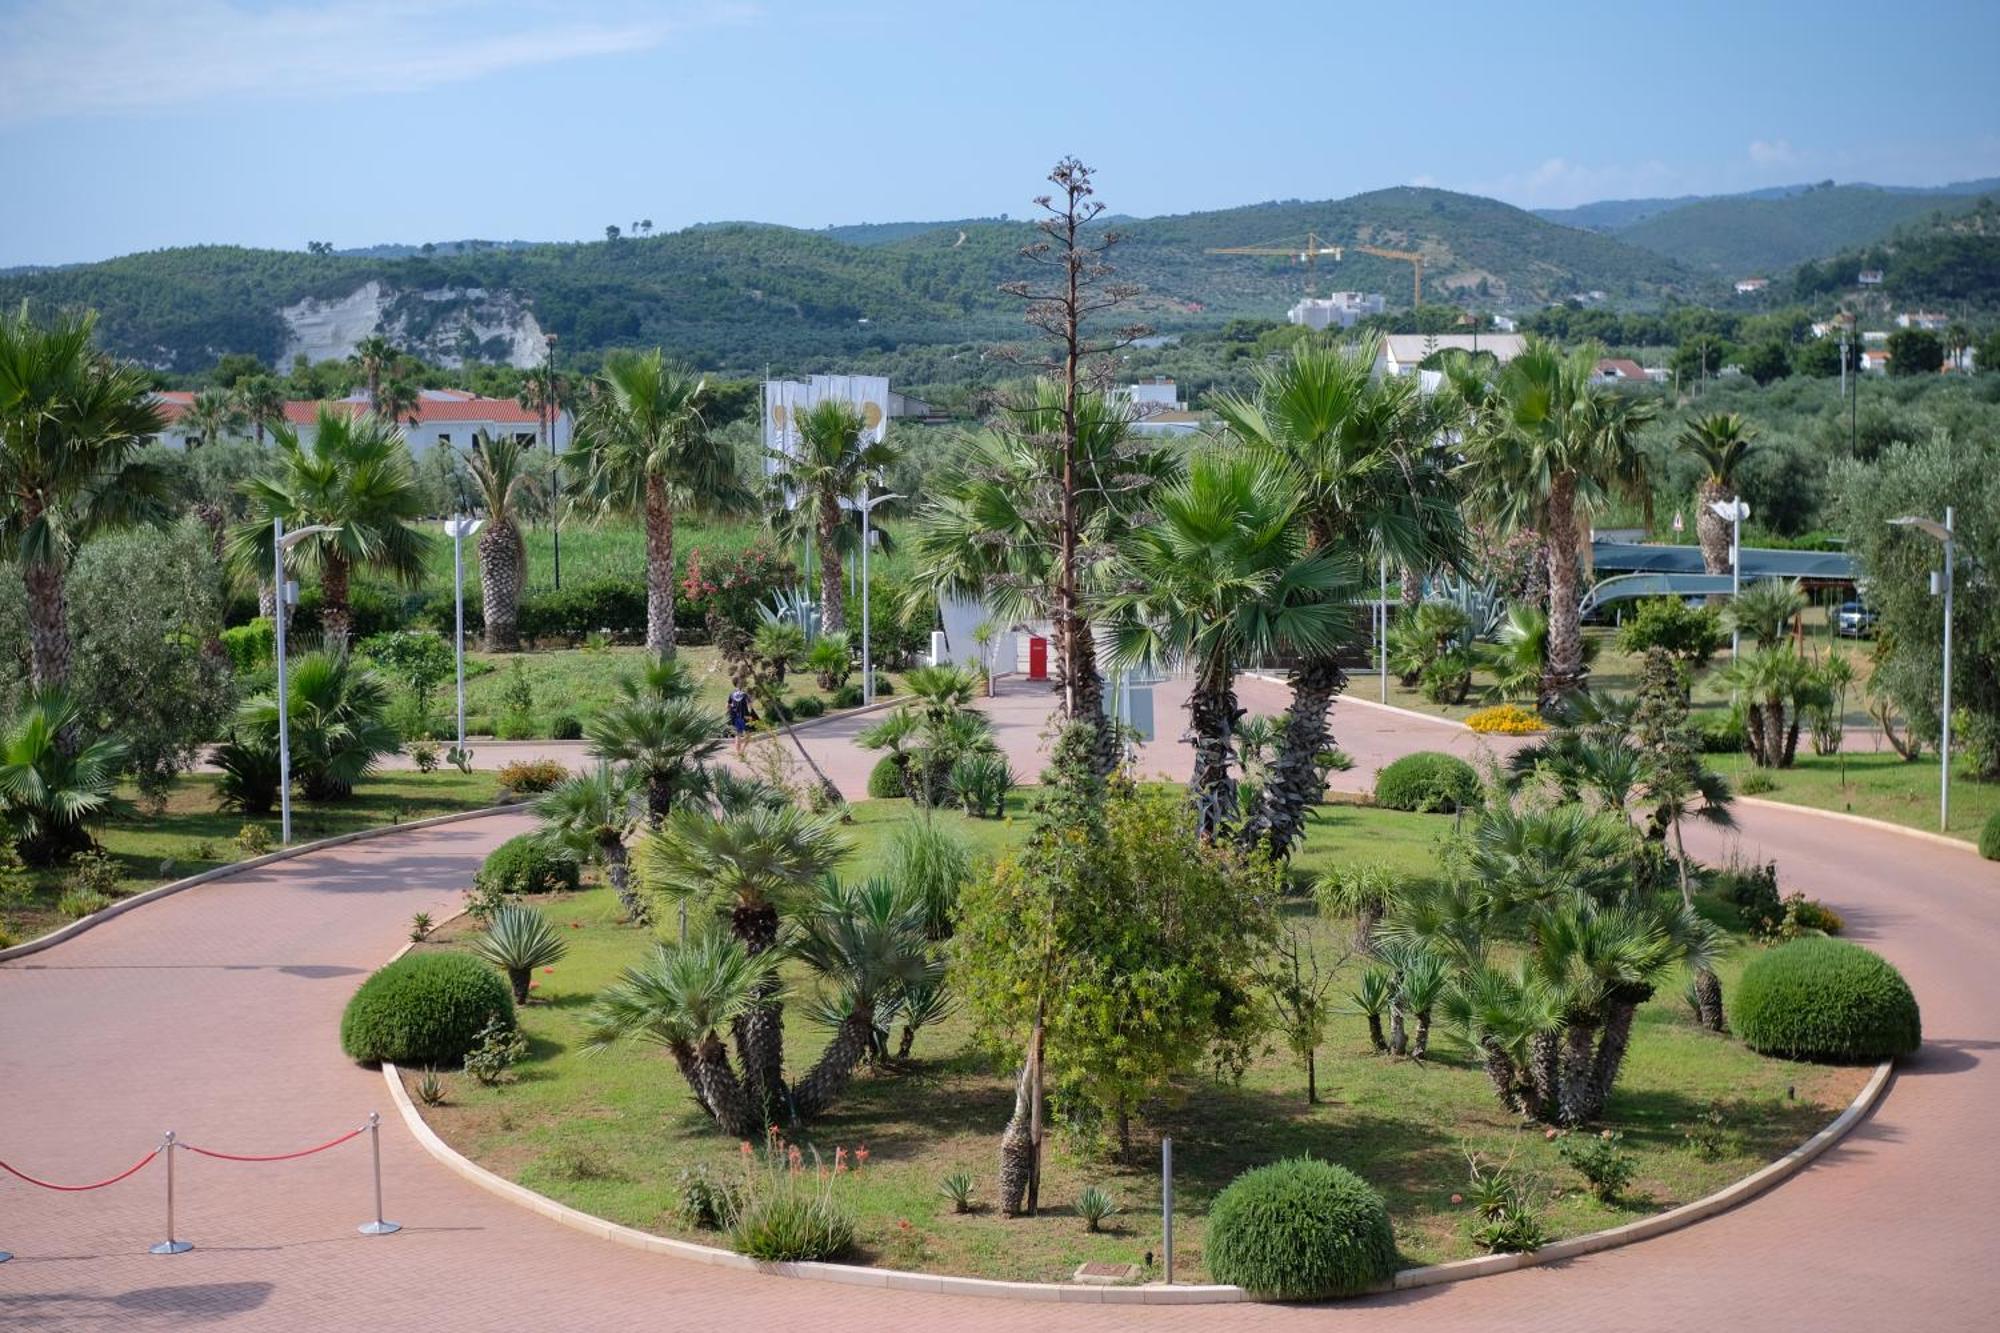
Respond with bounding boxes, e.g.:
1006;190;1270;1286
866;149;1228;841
1888;516;1950;544
277;523;340;551
444;516;485;539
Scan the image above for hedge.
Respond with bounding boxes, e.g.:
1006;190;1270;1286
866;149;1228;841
340;953;514;1066
867;755;908;799
1373;752;1481;813
1980;811;2000;862
1729;937;1921;1061
1205;1158;1397;1300
477;833;582;896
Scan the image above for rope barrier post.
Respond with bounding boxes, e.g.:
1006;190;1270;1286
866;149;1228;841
149;1131;192;1255
357;1112;399;1236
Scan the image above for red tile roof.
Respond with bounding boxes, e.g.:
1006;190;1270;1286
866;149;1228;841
150;391;542;431
1595;358;1648;381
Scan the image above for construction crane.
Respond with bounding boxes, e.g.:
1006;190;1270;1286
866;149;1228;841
1205;232;1425;307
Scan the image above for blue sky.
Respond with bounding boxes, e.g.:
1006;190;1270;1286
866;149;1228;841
3;0;1996;266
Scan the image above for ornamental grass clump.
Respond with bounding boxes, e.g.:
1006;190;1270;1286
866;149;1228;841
1729;937;1920;1061
727;1135;858;1263
1204;1157;1396;1300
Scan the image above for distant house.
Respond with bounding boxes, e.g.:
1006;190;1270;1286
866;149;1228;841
1857;269;1885;286
1375;333;1527;378
1895;311;1948;332
1489;314;1519;333
1861;348;1891;374
1861;330;1889;346
887;388;947;421
1734;277;1769;295
151;388;563;454
1111;376;1185;417
1128;410;1210;438
1592;357;1650;385
1286;292;1386;331
1643;366;1671;384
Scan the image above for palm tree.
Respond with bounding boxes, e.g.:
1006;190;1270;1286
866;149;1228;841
0;690;128;864
904;384;1178;774
0;303;172;691
1678;413;1755;582
349;334;395;410
636;805;850;1123
1460;339;1658;705
790;877;939;1116
567;351;741;657
463;431;539;651
235;651;399;800
237;374;287;446
1103;453;1358;838
376;379;421;433
537;762;643;918
1216;338;1467;856
180;387;247;448
584;694;724;820
1727;577;1807;651
229;409;433;651
767;399;899;634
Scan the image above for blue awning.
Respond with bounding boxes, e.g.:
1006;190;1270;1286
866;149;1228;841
1589;540;1855;582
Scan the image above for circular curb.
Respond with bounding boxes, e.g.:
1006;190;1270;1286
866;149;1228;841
384;1040;1892;1305
0;802;523;965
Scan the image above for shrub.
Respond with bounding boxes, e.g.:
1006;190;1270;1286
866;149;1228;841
213;733;281;815
1616;597;1725;669
1373;752;1481;813
1739;771;1778;795
882;817;974;939
1076;1185;1119;1233
1697;709;1748;754
787;694;826;720
235;823;273;855
1464;703;1544;735
549;714;584;741
1981;811;2000;862
339;952;515;1066
1206;1158;1395;1299
938;1171;975;1214
1558;1131;1636;1202
866;754;908;800
728;1140;856;1262
497;758;568;794
220;619;276;672
408;741;440;773
678;1165;742;1231
57;887;113;920
496;713;539;741
477;833;581;896
65;849;121;902
1729;937;1921;1061
1419;649;1474;704
829;684;863;710
462;1015;530;1085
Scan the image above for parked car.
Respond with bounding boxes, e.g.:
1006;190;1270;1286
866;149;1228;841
1835;601;1877;637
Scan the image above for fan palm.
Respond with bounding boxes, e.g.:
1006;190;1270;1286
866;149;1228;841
1678;413;1755;580
583;695;724;819
586;934;777;1138
536;762;643;918
236;651;398;800
635;805;850;1123
566;351;742;657
1104;452;1359;837
1458;338;1657;704
0;303;172;690
375;379;420;432
1454;803;1634;915
229;409;433;651
237;374;286;446
789;876;939;1115
463;431;540;651
180;387;247;448
1727;577;1807;652
0;690;128;864
767;399;899;633
349;334;395;410
1217;337;1467;856
1720;644;1824;768
1482;604;1599;703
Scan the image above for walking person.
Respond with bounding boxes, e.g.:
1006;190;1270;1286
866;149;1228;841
727;687;757;757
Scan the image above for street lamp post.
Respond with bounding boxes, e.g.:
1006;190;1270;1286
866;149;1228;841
545;333;561;591
1889;509;1956;831
444;516;485;757
272;519;340;846
1709;497;1751;657
855;483;904;704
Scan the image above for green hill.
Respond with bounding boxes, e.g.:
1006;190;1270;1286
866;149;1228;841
0;187;1692;375
1793;195;2000;308
1615;184;1988;275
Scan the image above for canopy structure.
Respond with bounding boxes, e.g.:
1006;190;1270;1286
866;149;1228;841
1580;541;1857;613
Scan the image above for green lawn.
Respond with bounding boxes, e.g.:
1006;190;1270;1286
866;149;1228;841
409;795;1863;1284
1709;748;2000;842
0;770;503;948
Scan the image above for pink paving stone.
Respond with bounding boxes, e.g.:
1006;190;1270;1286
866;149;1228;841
4;681;1997;1330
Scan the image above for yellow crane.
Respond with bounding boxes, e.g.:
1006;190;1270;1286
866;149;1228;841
1205;232;1425;307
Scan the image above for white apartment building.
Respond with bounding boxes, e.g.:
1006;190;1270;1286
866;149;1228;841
1287;292;1387;331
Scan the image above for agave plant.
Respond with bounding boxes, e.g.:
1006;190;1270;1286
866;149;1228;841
0;691;129;864
1076;1186;1120;1233
472;902;570;1002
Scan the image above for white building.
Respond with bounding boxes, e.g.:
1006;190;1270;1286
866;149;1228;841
1375;333;1527;378
1128;411;1210;438
151;388;567;455
1734;277;1769;295
1287;292;1387;331
1111;376;1184;416
1896;311;1948;331
1490;314;1519;333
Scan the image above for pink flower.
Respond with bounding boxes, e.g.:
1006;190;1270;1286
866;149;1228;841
1450;1193;1463;1205
740;1142;754;1158
543;967;555;974
855;1145;869;1168
529;981;540;990
1544;1127;1558;1140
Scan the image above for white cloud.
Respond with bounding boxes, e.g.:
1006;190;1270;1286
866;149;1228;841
0;1;751;125
1748;138;1797;166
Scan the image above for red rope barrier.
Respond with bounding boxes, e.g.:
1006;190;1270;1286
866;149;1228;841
0;1147;159;1192
178;1126;365;1162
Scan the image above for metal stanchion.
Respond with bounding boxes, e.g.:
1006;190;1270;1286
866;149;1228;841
357;1112;400;1236
1161;1135;1175;1285
149;1131;192;1254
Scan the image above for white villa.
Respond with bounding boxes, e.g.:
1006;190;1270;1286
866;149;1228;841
1375;333;1526;378
151;388;569;455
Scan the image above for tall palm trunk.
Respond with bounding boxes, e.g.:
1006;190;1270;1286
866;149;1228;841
479;519;524;652
729;899;787;1127
1242;655;1345;858
693;1033;759;1138
22;561;73;693
643;473;677;658
1541;474;1586;704
1065;626;1119;777
600;834;639;921
790;1003;874;1119
320;552;353;655
1695;476;1732;589
816;489;845;634
997;1059;1036;1216
1187;658;1242;840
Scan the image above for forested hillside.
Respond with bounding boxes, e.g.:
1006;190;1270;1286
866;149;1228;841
1614;184;1989;275
0;188;1692;375
1794;196;2000;308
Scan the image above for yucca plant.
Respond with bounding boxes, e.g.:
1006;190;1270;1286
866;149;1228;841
1076;1186;1119;1233
939;1171;975;1214
471;902;569;1002
949;751;1014;819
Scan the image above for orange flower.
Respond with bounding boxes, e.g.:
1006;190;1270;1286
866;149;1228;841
855;1145;870;1167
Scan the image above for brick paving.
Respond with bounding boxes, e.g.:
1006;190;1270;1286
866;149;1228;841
4;680;1997;1330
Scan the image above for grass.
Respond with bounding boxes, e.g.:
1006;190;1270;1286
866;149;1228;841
0;769;502;947
1707;748;2000;843
406;795;1864;1284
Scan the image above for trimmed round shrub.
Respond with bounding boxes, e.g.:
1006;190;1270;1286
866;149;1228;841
788;694;827;720
1373;752;1480;813
340;952;514;1066
1980;811;2000;862
1729;937;1921;1061
829;684;863;710
1205;1157;1397;1300
477;833;581;896
549;713;584;741
867;754;908;799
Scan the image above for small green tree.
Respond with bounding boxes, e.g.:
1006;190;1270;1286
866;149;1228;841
1616;597;1725;672
1886;328;1944;376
